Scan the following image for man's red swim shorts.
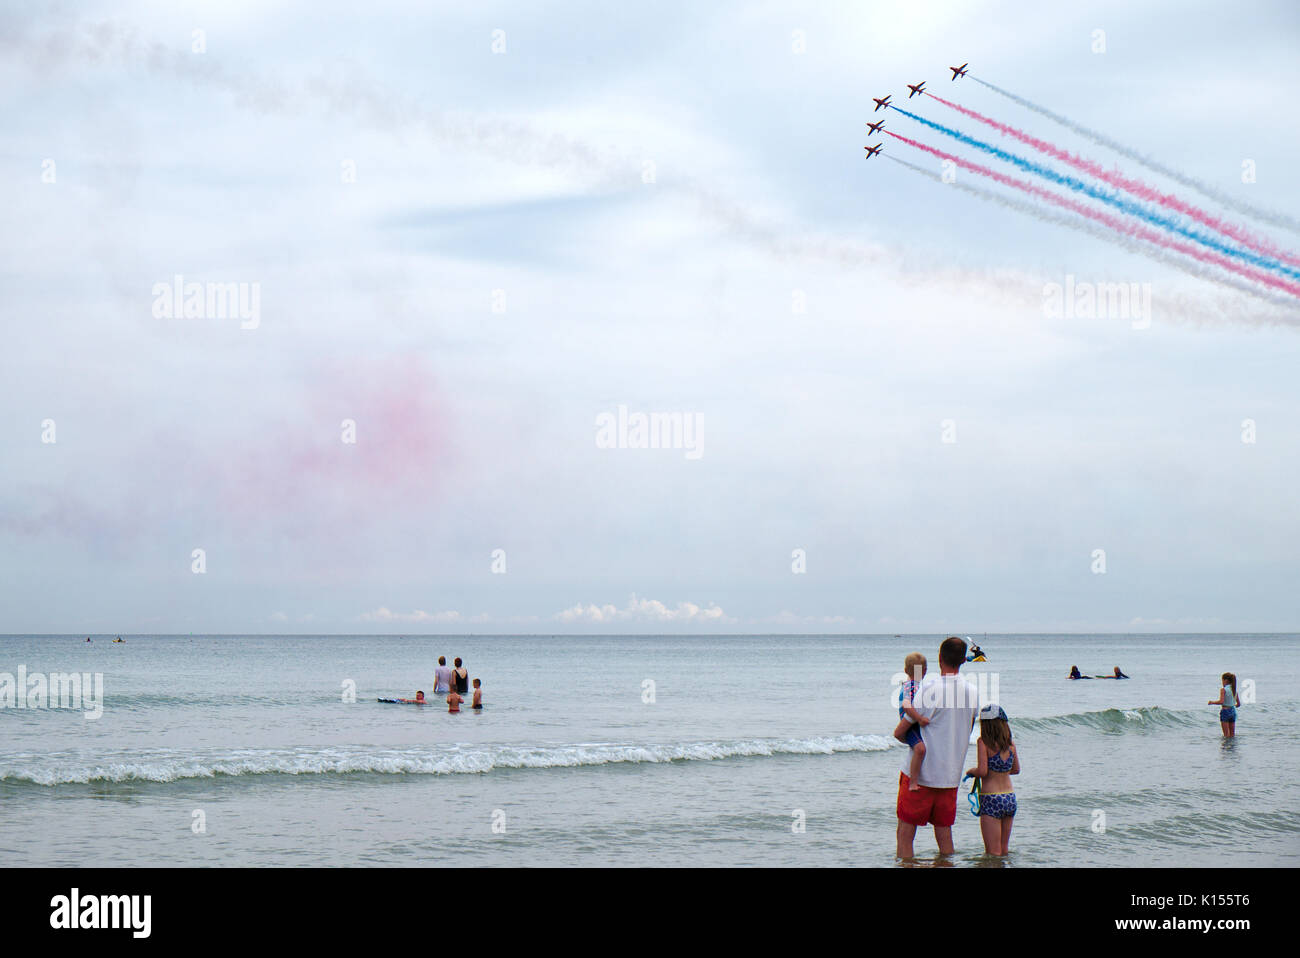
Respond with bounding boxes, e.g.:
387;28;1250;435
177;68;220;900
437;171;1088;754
896;772;958;827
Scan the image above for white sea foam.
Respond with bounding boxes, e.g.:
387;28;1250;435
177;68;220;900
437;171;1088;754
0;734;895;786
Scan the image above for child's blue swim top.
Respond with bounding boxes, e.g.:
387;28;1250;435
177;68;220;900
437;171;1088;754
987;748;1014;773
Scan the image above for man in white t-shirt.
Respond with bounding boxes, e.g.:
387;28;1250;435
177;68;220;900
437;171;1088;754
895;636;979;858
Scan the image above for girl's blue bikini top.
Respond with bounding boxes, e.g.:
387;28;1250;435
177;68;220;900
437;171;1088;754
987;749;1014;773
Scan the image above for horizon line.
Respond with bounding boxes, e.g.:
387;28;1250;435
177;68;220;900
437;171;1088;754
4;631;1295;638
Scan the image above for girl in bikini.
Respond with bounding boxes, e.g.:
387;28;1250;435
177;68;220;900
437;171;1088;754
967;704;1019;856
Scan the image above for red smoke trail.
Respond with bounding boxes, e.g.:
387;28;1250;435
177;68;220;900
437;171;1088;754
923;91;1300;271
884;131;1300;301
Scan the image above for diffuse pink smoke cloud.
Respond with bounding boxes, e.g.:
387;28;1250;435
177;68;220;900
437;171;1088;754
215;356;453;531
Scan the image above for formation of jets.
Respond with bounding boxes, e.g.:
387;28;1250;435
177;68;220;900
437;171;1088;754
866;64;967;161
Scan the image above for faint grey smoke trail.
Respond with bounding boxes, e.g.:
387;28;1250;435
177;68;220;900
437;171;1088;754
9;16;1035;303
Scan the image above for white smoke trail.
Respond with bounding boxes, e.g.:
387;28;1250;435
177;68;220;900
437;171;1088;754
885;155;1300;326
972;76;1300;238
4;16;1042;306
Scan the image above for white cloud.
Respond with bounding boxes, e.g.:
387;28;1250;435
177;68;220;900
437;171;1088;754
360;607;464;624
557;594;730;624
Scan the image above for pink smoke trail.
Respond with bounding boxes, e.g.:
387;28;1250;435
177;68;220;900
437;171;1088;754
923;91;1300;271
883;131;1300;301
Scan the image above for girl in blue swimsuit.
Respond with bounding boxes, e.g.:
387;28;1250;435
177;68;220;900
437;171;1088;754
1209;672;1239;738
967;704;1019;856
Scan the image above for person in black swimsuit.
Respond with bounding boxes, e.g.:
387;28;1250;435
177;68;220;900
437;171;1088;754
453;658;469;695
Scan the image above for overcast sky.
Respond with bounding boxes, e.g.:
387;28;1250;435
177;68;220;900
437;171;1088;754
2;0;1298;634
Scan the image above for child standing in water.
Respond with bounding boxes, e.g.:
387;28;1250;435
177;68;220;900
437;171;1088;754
967;704;1019;856
893;652;930;792
1209;672;1239;737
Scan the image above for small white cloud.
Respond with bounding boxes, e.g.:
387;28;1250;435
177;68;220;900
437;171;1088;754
360;606;463;624
557;602;619;624
557;593;730;624
270;611;288;622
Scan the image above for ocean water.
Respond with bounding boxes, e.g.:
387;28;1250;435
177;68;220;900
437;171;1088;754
1;633;1295;867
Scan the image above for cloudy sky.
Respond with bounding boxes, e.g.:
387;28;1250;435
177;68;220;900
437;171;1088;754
2;0;1298;634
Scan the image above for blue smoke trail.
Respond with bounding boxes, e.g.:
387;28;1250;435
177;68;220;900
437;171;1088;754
888;104;1300;283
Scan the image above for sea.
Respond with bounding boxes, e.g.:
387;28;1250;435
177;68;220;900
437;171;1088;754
1;633;1295;867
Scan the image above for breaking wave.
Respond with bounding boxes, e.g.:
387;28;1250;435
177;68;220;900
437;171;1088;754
0;733;894;786
1013;705;1208;734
